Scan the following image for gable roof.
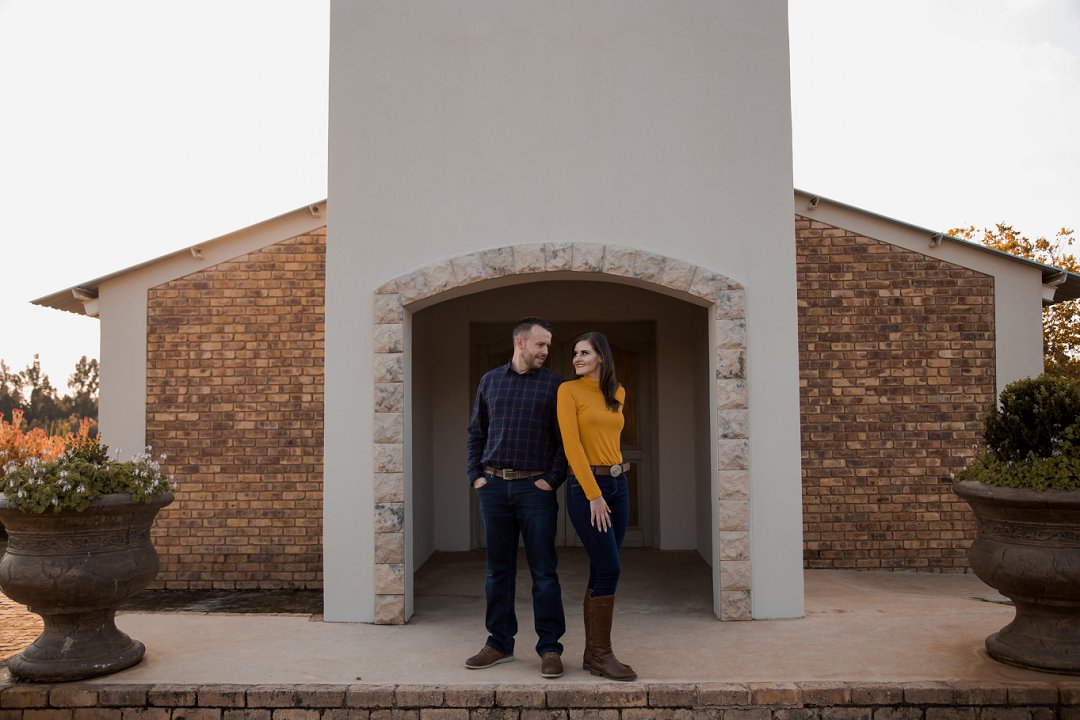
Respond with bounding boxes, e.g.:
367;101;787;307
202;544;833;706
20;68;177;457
33;200;327;317
33;193;1080;318
795;189;1080;305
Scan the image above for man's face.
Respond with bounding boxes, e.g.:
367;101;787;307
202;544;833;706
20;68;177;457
517;325;552;370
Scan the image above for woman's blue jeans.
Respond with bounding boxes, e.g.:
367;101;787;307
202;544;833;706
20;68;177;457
567;473;630;597
476;474;565;657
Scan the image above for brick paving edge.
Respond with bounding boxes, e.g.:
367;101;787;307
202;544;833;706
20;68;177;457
0;681;1078;715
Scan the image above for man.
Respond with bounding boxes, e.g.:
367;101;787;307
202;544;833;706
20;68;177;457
465;316;567;679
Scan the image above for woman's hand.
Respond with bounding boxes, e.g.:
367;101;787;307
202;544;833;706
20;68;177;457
590;496;612;533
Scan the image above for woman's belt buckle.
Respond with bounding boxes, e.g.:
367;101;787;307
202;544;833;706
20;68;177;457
609;463;624;478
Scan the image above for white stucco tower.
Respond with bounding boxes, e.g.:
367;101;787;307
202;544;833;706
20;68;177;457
324;0;803;622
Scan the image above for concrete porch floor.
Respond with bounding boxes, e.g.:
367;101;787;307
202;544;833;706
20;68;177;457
3;547;1065;686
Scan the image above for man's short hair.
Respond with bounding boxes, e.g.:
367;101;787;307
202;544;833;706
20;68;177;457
512;316;552;339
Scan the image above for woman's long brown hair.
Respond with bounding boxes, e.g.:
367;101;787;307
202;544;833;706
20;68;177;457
575;331;621;412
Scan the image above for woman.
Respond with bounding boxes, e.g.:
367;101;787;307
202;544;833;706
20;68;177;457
556;331;636;681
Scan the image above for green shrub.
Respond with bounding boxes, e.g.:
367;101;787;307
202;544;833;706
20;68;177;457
957;374;1080;491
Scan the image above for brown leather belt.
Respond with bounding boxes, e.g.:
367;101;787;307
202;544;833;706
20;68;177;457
591;463;630;477
484;467;546;480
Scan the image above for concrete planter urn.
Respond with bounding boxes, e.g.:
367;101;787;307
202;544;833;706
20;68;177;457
953;480;1080;675
0;492;173;682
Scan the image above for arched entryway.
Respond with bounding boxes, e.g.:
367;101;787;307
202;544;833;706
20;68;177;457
371;244;749;623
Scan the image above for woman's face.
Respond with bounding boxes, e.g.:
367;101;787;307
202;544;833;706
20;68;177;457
572;340;602;381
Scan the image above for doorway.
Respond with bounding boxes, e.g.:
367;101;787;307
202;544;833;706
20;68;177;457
408;279;717;612
468;321;658;549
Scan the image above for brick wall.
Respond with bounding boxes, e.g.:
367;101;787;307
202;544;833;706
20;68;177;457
139;216;1000;585
796;216;996;570
145;230;326;589
0;680;1074;718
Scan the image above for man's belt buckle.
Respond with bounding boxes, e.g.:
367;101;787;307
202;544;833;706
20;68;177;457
609;463;624;478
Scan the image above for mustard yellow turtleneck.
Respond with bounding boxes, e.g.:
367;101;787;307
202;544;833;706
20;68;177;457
556;377;626;501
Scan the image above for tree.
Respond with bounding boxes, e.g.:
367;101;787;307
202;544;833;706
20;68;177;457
20;355;61;425
0;360;25;419
0;357;98;440
950;224;1080;379
66;356;99;420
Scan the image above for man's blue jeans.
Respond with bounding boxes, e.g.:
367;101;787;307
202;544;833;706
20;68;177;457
476;473;565;657
566;473;630;597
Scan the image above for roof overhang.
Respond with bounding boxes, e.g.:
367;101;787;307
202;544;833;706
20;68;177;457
795;189;1080;306
34;192;1080;318
32;200;328;317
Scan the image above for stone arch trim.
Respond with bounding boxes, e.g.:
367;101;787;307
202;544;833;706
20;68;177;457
371;243;750;624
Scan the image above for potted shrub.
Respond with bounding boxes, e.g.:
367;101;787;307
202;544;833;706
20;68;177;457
953;374;1080;675
0;414;173;682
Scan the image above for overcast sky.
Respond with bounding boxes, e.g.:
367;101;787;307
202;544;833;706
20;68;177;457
1;0;1078;392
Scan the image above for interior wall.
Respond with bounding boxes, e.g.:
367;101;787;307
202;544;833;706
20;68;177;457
654;307;702;549
410;279;708;558
410;312;436;570
693;315;713;564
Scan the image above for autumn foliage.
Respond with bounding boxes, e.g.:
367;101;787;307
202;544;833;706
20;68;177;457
0;409;69;467
950;224;1080;379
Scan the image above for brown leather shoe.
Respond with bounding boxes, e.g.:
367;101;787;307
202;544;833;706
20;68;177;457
465;646;513;669
540;652;564;678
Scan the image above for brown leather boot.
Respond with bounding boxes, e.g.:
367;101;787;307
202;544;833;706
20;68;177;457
587;594;637;681
582;589;594;670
